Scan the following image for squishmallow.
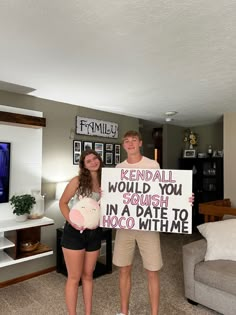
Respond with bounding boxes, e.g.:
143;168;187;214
69;197;100;231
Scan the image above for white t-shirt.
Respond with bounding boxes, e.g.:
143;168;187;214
116;156;160;169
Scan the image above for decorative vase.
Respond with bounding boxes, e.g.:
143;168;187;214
15;213;28;222
29;190;45;219
189;144;193;150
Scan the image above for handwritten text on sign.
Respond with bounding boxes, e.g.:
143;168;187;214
100;168;193;234
76;116;118;138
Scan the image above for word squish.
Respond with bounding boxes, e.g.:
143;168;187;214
123;193;169;207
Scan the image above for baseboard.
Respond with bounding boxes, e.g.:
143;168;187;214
0;266;56;288
100;240;115;257
1;241;112;287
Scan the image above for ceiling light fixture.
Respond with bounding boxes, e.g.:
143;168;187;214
165;111;177;116
164;111;178;122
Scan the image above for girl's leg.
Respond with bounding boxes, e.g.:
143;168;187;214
81;249;100;315
62;247;85;315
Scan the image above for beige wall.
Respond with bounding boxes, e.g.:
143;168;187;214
0;90;139;282
140;121;223;170
224;113;236;206
193;120;223;153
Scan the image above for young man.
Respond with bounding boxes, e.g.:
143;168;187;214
113;130;163;315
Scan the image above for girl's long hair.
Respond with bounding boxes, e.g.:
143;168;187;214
77;149;103;197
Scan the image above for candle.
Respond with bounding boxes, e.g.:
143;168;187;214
154;148;158;161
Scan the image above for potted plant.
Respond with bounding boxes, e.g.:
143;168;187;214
9;194;36;222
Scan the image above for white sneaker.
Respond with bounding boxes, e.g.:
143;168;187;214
116;312;130;315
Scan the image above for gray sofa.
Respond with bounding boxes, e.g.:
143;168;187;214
183;238;236;315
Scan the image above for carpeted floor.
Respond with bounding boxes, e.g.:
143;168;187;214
0;232;220;315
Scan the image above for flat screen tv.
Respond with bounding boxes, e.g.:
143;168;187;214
0;142;11;203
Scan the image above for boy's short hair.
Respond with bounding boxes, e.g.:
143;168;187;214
122;130;142;143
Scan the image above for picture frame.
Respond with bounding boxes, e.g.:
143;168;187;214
105;152;113;165
115;154;120;164
183;149;196;158
94;142;104;161
73;140;82;165
83;141;93;151
217;150;223;157
114;144;121;164
115;144;120;154
105;143;113;151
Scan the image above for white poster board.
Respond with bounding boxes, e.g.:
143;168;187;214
100;168;193;234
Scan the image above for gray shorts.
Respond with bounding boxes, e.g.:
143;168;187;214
113;229;163;271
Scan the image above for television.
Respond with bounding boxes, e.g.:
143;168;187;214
0;142;11;203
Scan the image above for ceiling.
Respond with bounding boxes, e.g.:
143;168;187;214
0;1;236;127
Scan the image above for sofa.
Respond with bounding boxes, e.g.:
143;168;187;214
182;200;236;315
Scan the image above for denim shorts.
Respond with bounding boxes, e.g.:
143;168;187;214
61;222;102;252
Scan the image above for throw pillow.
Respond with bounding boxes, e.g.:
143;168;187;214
197;219;236;261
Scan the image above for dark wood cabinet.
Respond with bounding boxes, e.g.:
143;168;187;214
179;157;223;227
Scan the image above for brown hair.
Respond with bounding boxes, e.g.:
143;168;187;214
122;130;142;143
78;149;103;196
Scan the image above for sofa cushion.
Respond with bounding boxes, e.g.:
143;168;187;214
197;219;236;261
195;260;236;296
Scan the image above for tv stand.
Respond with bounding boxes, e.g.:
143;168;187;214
0;217;54;268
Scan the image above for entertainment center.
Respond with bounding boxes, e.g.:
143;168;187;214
0;106;54;284
0;217;54;268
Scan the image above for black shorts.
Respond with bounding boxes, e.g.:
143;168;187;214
61;222;102;252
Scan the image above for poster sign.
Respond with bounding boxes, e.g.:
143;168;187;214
76;116;118;138
100;168;193;234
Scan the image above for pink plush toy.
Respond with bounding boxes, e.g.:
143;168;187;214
69;197;100;232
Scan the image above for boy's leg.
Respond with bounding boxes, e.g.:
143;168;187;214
119;265;132;315
146;270;160;315
113;230;136;315
137;231;163;315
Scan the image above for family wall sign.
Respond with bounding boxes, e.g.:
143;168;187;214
100;168;193;234
76;116;118;139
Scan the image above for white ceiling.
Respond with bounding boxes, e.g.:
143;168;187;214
0;1;236;127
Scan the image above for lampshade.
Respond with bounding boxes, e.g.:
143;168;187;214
55;181;69;200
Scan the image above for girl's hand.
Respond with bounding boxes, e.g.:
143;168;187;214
70;221;82;231
189;193;195;206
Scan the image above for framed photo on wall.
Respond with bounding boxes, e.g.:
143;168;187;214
94;142;104;161
115;154;120;164
73;140;82;165
83;141;93;151
114;144;121;164
115;144;120;154
105;152;113;165
105;143;113;151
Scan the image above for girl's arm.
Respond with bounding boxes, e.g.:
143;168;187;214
59;176;79;222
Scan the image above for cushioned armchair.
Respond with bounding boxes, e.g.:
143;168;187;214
183;238;236;315
183;200;236;315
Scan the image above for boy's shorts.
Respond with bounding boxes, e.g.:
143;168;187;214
61;222;102;252
113;229;163;271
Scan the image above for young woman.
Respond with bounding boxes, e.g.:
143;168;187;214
59;149;103;315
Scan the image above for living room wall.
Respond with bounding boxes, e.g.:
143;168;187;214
224;113;236;206
0;90;139;282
